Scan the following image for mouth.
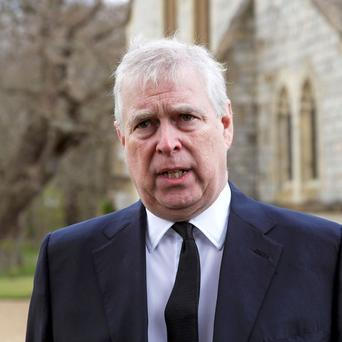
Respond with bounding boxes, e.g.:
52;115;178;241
159;169;190;179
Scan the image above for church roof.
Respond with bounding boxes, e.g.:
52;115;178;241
215;0;342;59
215;0;252;60
312;0;342;35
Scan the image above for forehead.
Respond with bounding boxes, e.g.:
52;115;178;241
121;67;207;110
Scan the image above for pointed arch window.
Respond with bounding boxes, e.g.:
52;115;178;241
300;81;318;181
276;88;293;185
194;0;210;48
163;0;210;47
164;0;177;36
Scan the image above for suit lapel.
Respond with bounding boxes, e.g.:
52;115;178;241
91;185;283;341
92;202;148;342
213;185;283;342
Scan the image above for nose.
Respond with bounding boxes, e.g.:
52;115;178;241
156;123;182;154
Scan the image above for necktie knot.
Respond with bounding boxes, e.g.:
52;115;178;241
172;221;194;240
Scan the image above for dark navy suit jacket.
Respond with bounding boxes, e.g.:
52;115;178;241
26;184;342;341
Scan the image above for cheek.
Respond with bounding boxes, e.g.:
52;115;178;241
196;136;226;172
125;142;152;174
201;132;220;156
191;138;215;174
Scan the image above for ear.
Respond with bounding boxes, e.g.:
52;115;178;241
114;121;125;147
221;100;234;150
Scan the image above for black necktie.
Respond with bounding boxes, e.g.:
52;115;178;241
164;222;200;342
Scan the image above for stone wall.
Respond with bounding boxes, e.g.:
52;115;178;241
255;0;342;205
223;1;259;197
121;0;342;207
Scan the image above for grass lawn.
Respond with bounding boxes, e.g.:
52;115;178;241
0;241;38;300
0;276;33;300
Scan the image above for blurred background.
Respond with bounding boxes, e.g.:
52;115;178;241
0;0;341;340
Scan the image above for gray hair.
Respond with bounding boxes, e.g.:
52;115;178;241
113;38;228;125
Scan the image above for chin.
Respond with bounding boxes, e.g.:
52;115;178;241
160;196;200;212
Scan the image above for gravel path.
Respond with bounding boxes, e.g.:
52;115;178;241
0;300;29;342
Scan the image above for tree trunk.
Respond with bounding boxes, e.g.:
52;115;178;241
0;0;131;241
0;115;84;240
64;183;82;226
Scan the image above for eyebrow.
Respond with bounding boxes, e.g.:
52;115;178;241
126;103;206;129
168;104;205;116
127;110;156;129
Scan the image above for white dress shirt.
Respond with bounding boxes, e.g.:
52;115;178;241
145;184;231;342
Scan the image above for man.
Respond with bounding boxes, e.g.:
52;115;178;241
26;39;341;342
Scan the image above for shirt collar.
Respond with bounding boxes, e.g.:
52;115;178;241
146;183;231;252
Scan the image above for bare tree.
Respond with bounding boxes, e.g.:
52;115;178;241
0;0;131;240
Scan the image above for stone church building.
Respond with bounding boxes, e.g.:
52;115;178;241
113;0;342;212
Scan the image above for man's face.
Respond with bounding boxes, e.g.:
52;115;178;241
115;68;233;221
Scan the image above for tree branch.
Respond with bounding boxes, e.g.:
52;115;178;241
67;0;103;40
0;86;39;98
91;2;132;43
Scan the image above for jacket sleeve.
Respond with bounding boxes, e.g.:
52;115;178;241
332;225;342;341
26;233;53;342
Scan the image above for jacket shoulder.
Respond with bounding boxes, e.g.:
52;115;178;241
264;202;341;245
230;183;341;249
47;201;143;251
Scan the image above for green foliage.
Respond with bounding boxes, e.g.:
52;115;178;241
100;199;115;214
0;276;33;299
25;184;66;241
0;242;38;277
0;243;37;299
12;245;37;277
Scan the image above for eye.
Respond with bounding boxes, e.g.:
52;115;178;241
135;119;152;130
179;113;195;121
